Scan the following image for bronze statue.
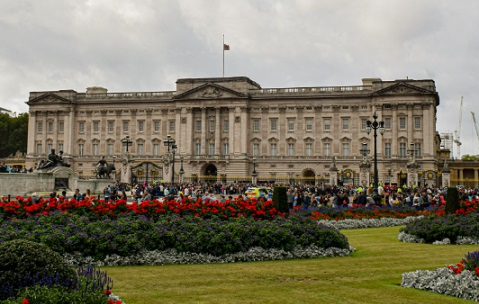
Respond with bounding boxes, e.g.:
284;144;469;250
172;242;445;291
37;149;70;170
95;156;115;178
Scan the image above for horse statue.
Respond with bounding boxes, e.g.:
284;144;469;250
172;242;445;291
96;164;116;179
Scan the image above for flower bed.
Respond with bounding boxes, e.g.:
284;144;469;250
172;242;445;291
402;251;479;301
0;196;283;221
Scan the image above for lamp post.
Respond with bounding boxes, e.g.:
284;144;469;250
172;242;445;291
366;112;384;204
171;144;177;185
252;157;257;186
163;135;177;185
179;156;184;183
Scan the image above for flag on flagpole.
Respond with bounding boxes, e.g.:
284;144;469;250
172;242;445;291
223;44;230;51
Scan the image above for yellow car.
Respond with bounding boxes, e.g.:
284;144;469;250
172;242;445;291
245;187;272;199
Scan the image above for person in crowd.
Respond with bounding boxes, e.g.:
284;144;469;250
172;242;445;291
287;188;294;209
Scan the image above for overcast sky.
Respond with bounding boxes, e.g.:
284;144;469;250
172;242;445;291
1;0;478;156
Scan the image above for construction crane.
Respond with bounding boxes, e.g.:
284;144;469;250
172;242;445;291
472;111;479;152
454;96;463;158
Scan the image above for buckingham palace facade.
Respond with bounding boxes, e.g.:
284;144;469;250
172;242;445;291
25;76;440;187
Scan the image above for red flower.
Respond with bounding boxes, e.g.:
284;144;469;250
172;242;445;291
22;299;29;304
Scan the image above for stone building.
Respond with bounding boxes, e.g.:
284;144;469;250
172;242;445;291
25;76;440;186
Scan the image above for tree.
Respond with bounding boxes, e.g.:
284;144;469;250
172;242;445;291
0;113;29;158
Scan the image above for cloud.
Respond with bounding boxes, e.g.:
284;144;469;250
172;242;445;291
1;0;479;155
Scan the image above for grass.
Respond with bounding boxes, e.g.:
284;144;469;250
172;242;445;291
105;226;478;303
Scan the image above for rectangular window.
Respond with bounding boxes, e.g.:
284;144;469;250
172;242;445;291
196;120;202;132
253;119;260;132
36;143;43;154
79;144;84;156
384;117;391;129
59;122;64;133
108;144;114;156
270;118;278;131
324;119;331;131
209;120;215;132
361;118;368;130
93;121;99;132
108;121;114;133
153;120;160;132
58;143;63;152
137;144;144;156
153;144;159;156
37;122;43;133
288;143;295;156
385;143;391;158
324;143;331;156
195;143;201;156
414;117;421;129
93;144;99;156
305;119;313;131
342;143;349;156
47;143;52;153
169;120;175;132
415;143;422;157
270;143;277;156
223;143;229;155
399;143;407;158
342;118;349;130
399;117;406;130
209;144;215;156
48;122;53;133
288;119;295;131
138;120;144;132
123;121;129;132
305;143;312;156
253;143;259;157
79;122;85;133
223;119;229;132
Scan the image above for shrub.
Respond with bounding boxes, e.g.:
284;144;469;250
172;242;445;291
445;187;460;214
0;240;77;300
272;186;289;214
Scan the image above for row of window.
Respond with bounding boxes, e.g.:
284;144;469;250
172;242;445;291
36;142;422;159
254;117;422;132
37;116;422;135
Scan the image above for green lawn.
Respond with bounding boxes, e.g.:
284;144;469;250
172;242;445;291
105;226;478;303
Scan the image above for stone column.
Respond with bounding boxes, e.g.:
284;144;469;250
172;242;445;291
215;107;221;155
201;108;207;155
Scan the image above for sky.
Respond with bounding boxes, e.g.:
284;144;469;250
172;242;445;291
1;0;478;156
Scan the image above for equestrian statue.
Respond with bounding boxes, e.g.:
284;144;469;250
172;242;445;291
95;156;116;179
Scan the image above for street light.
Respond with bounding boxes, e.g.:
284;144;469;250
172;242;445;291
252;157;257;186
179;156;184;183
163;135;177;185
366;112;384;204
171;144;177;185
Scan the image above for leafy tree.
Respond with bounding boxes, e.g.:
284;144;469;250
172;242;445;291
0;112;28;157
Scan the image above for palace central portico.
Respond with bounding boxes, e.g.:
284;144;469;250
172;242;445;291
26;76;440;186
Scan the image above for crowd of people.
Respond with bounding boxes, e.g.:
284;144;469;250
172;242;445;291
26;179;479;211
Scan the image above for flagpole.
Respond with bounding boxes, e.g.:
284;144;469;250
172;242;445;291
222;35;225;77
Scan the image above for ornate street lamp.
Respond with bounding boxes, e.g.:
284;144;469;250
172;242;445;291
179;156;185;183
163;134;177;185
252;157;257;186
366;112;384;204
171;144;177;185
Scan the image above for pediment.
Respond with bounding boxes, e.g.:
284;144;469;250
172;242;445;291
173;83;248;100
28;93;72;104
372;82;434;96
